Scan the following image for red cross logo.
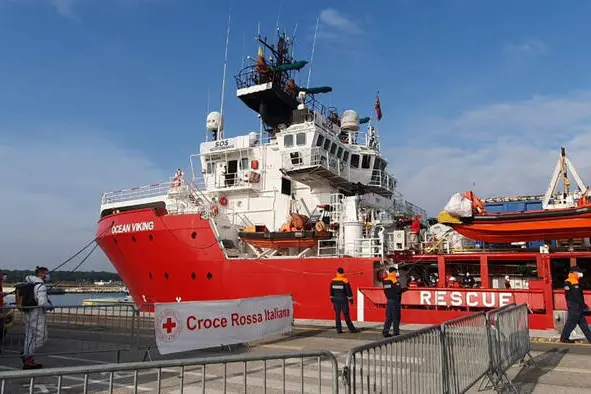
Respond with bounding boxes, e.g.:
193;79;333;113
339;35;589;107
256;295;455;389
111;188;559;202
162;317;177;334
156;309;182;343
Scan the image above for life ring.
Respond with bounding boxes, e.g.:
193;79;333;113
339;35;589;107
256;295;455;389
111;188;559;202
211;205;219;216
219;196;228;206
170;176;181;188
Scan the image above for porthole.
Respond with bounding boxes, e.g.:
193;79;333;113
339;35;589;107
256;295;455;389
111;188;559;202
131;236;136;242
191;272;197;280
164;272;169;279
149;234;154;241
149;272;153;279
191;232;197;239
207;272;213;280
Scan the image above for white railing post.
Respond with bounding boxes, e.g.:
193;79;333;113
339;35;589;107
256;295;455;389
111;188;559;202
356;288;365;322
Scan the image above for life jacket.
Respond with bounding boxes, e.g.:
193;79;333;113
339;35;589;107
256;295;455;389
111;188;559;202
15;282;41;312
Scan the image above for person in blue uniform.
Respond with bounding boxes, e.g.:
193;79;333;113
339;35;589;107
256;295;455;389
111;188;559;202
560;266;591;344
330;268;358;334
382;267;407;337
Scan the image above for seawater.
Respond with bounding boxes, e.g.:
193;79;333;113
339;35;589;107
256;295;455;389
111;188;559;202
49;292;128;306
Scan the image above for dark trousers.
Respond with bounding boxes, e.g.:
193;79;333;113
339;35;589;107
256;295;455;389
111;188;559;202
560;309;591;342
333;299;356;332
383;299;401;335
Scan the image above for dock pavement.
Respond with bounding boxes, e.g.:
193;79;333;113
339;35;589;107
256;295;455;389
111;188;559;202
1;319;591;393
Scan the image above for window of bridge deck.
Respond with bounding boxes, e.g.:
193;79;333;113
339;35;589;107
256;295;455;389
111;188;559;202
343;151;349;163
284;134;294;148
296;133;306;146
330;142;337;155
315;134;324;147
361;155;371;169
350;154;360;168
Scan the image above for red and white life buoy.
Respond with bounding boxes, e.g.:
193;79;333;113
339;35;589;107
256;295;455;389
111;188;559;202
170;176;181;188
219;196;228;206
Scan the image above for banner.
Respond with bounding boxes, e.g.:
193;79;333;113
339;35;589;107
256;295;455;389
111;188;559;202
154;295;293;355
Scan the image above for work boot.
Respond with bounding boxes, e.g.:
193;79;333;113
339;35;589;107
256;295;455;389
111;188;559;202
22;357;42;370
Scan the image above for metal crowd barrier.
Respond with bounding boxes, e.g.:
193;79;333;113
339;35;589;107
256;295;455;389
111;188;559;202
0;350;340;394
343;325;445;394
485;303;537;393
441;312;494;394
343;303;536;394
0;305;137;362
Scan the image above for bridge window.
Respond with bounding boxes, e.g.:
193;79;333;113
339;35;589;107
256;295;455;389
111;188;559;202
362;155;371;169
343;151;349;163
350;154;360;168
337;147;343;159
316;135;324;147
296;133;306;146
206;162;214;174
284;134;294;148
330;143;337;155
323;138;331;151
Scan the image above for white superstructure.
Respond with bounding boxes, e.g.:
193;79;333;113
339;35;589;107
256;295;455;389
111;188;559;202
99;28;426;261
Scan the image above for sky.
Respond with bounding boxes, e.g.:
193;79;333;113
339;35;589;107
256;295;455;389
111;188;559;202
2;0;591;271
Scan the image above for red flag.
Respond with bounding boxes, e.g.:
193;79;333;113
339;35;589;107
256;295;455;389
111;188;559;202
374;95;382;121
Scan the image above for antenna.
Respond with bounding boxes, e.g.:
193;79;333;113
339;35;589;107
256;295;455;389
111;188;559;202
275;1;283;32
219;8;231;140
291;23;298;58
206;88;211;141
241;32;245;69
306;16;319;88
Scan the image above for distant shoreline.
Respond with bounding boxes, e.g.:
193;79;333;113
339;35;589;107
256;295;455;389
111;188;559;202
3;284;126;294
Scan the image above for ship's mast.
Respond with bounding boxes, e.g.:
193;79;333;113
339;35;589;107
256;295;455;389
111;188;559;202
218;9;232;141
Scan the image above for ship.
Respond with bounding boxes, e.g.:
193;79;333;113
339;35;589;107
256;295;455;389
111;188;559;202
95;28;426;320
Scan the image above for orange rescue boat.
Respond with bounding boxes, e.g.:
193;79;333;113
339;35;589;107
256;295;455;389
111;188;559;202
439;191;591;243
239;213;332;249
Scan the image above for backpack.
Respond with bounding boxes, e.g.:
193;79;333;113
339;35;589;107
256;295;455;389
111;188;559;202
15;282;41;312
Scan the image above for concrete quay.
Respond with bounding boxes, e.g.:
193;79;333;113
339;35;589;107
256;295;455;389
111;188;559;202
1;318;591;393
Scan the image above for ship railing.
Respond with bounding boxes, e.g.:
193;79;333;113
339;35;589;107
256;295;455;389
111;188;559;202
351;238;384;259
235;65;293;94
368;169;397;193
282;147;352;180
101;179;177;205
198;172;259;192
317;238;339;256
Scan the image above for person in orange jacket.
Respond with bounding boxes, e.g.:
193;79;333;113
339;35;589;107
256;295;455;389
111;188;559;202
382;267;407;337
329;268;359;334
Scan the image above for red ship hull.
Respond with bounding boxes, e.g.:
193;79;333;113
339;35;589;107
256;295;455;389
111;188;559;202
96;209;378;321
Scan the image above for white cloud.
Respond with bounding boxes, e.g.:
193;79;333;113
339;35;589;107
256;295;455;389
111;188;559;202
386;91;591;216
502;39;549;63
317;8;363;42
0;124;168;271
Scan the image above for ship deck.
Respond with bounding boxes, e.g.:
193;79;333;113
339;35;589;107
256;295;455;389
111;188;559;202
1;315;590;393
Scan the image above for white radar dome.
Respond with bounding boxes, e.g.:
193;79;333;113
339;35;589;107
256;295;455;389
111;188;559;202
341;110;360;132
248;131;259;146
206;112;224;131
